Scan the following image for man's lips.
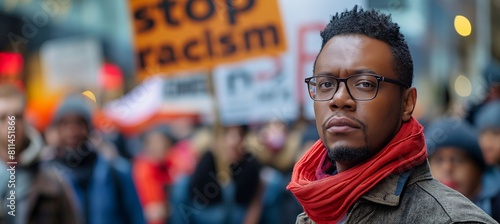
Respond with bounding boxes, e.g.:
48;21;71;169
325;116;361;133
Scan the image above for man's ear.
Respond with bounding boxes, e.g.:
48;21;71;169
402;87;417;122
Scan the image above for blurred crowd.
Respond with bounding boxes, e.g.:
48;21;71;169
0;61;500;224
0;79;318;224
425;60;500;222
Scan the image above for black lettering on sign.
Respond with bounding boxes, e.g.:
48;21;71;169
136;24;283;71
227;70;252;95
226;0;255;25
164;77;208;97
138;48;152;70
180;80;188;95
219;33;237;56
186;0;215;21
204;30;214;57
244;24;279;51
158;45;177;65
158;0;180;26
183;39;201;61
149;0;256;27
134;0;284;73
134;7;155;33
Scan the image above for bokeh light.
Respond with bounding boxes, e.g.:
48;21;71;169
82;90;97;103
454;75;472;97
454;15;472;36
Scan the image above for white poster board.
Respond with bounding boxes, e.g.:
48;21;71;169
214;57;296;125
161;72;213;114
40;37;102;90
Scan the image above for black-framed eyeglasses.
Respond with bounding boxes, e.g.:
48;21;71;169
304;74;409;101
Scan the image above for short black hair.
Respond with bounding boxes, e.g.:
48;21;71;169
315;5;413;87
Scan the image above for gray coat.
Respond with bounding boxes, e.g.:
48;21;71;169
296;161;498;224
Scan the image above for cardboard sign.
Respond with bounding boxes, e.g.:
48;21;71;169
130;0;287;79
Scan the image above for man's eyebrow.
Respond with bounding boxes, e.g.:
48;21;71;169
315;72;335;77
353;69;377;74
315;69;378;77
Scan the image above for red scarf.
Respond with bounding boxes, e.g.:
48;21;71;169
287;117;427;223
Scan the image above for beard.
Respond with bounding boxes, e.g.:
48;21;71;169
326;145;375;163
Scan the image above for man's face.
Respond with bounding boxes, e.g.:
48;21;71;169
479;128;500;165
314;35;407;166
0;97;25;155
57;114;88;149
429;147;482;199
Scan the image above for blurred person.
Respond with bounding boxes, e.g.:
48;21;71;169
466;60;500;125
0;84;81;224
250;120;320;224
279;122;319;224
259;120;287;154
287;6;496;223
475;100;500;166
102;121;132;160
166;117;198;181
39;125;60;161
169;125;264;224
133;126;176;224
247;120;302;172
295;122;319;162
50;94;145;224
426;118;500;221
476;100;500;222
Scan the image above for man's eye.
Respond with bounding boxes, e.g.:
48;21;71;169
319;82;335;89
355;81;375;88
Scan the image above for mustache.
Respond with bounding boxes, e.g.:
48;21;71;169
321;113;366;131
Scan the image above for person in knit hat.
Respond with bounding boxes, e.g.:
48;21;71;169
426;118;500;222
51;93;145;224
425;119;485;194
475;100;500;222
475;100;500;166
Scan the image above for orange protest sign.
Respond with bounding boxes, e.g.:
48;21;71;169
130;0;287;79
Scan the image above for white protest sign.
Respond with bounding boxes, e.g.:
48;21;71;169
214;57;296;125
40;37;102;90
161;72;213;115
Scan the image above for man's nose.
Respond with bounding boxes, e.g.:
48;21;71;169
328;82;356;111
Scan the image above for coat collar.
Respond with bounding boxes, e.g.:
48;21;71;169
360;160;433;206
